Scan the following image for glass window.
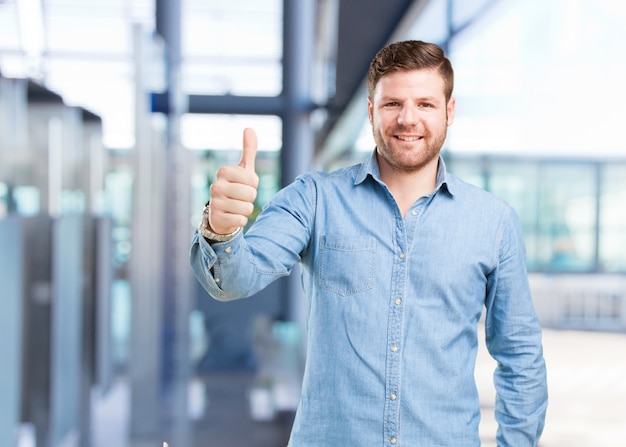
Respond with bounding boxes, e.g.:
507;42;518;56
181;114;282;151
599;164;626;272
182;0;283;97
533;164;597;272
445;155;486;189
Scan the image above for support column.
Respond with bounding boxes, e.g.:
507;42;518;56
129;24;164;439
157;0;194;445
280;0;317;323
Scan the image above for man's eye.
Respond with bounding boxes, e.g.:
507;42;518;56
384;102;399;107
419;103;433;108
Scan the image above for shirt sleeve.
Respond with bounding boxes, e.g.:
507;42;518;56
189;175;314;301
484;206;549;447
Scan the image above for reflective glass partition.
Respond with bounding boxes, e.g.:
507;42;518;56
600;164;626;273
181;0;283;98
536;163;597;272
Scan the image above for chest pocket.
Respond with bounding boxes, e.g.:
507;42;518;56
318;235;376;297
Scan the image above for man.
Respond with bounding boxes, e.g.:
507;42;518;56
190;40;548;446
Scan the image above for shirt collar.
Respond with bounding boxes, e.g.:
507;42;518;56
355;150;455;196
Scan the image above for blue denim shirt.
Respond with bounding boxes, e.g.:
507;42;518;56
190;153;548;447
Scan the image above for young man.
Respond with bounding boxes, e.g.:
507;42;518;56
190;40;548;446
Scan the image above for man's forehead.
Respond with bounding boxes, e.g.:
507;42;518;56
373;69;447;97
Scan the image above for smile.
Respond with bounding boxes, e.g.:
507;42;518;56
395;135;423;142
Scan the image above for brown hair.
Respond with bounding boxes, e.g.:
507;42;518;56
367;40;454;101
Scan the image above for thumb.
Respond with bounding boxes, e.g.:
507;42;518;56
238;127;258;171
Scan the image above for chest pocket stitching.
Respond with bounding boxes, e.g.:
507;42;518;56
318;235;376;297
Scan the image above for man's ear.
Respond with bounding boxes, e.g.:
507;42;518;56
446;97;456;127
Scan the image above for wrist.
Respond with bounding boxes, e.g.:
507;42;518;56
198;202;242;242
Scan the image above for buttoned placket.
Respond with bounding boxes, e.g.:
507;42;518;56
383;202;423;446
213;244;234;285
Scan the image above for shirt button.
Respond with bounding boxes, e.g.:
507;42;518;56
395;298;402;306
215;277;220;283
391;344;398;352
411;209;418;216
225;246;232;253
390;437;397;444
390;393;397;401
399;252;405;259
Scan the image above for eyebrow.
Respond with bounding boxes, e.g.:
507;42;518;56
413;96;441;103
379;95;441;103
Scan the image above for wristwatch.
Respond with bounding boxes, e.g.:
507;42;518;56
198;202;242;242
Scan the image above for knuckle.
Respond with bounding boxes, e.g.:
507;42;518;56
215;166;229;178
247;203;256;216
249;188;258;203
210;181;224;197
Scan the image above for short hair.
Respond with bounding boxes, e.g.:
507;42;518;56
367;40;454;102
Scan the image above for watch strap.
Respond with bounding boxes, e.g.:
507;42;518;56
198;201;242;242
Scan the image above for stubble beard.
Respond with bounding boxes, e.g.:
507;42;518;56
373;123;448;174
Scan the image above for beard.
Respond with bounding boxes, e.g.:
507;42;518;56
372;120;448;174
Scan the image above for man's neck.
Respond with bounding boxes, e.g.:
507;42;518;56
378;156;439;218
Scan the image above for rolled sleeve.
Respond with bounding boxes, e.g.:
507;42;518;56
189;229;247;301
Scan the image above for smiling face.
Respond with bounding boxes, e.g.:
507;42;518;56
368;68;455;174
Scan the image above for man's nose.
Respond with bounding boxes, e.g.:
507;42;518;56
398;105;419;126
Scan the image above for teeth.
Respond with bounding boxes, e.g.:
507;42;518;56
397;136;420;141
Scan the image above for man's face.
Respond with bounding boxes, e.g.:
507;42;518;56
368;68;455;173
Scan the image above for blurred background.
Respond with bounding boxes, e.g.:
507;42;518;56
1;0;625;446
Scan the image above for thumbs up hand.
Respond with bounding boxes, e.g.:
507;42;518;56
208;128;260;235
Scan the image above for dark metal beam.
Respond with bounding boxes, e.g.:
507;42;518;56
151;92;287;116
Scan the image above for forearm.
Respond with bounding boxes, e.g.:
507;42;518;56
491;330;548;446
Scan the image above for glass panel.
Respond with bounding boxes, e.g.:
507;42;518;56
599;164;626;272
12;186;40;216
181;114;282;151
182;61;282;96
182;0;282;97
535;164;597;272
445;156;486;189
105;166;133;268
